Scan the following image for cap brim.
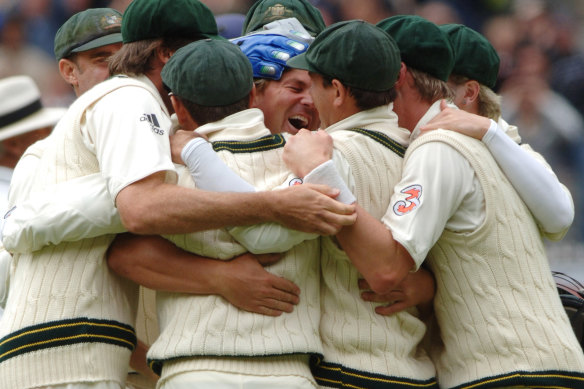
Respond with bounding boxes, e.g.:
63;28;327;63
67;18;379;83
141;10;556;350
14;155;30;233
286;53;312;71
72;33;123;54
0;107;66;141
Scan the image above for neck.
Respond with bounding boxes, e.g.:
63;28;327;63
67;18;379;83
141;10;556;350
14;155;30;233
395;94;433;132
145;69;174;114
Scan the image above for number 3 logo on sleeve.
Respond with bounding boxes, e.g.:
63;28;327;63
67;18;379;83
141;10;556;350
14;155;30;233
393;185;422;216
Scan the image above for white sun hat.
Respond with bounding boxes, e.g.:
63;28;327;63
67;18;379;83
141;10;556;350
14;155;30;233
0;76;67;141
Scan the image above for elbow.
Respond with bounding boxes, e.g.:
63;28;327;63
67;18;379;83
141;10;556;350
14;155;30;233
545;207;575;235
366;244;415;295
367;270;405;296
106;234;137;279
117;199;155;235
541;202;574;236
119;211;152;235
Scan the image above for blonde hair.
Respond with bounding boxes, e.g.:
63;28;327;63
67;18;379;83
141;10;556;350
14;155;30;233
450;75;501;120
477;84;501;121
409;68;454;103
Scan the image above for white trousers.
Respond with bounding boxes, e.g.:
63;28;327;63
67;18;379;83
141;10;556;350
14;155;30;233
159;370;317;389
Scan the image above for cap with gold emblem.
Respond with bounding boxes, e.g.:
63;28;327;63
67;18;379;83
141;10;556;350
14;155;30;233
54;8;122;60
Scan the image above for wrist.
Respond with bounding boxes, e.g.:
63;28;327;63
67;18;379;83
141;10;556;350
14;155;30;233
256;190;280;223
481;119;498;144
298;158;329;178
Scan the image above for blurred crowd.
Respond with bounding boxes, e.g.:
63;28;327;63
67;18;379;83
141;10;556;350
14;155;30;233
2;0;584;244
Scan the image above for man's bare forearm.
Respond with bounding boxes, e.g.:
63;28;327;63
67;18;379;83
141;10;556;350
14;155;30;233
107;233;225;294
116;173;356;236
107;233;301;316
336;205;414;295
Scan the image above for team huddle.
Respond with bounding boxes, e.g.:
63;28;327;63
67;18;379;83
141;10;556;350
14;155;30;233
0;0;582;388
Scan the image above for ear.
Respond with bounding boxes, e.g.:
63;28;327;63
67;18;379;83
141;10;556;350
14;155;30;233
331;79;347;108
394;62;408;88
464;80;481;104
248;84;257;109
171;95;198;130
157;45;174;64
58;58;78;87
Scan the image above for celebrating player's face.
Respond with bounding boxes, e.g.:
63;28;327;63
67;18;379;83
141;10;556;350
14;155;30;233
253;69;320;134
62;43;122;96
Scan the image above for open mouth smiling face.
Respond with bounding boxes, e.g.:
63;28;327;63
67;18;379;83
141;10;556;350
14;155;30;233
287;111;319;134
254;69;321;135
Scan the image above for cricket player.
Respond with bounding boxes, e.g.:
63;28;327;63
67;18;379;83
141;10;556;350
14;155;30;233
280;20;437;388
420;23;574;240
0;1;354;388
124;37;327;389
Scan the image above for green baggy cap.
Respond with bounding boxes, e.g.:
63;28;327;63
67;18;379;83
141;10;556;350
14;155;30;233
243;0;326;36
439;24;500;88
377;15;454;82
54;8;122;60
287;20;401;92
122;0;219;43
161;39;253;107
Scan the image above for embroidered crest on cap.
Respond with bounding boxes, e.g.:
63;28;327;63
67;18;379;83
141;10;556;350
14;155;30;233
101;14;122;29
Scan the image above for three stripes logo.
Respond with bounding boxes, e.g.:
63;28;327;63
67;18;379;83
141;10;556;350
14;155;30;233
140;113;165;135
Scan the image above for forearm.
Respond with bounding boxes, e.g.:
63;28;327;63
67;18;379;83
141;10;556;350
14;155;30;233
181;138;256;193
483;120;574;235
107;233;302;316
107;233;227;294
336;205;414;295
117;172;355;236
116;173;278;235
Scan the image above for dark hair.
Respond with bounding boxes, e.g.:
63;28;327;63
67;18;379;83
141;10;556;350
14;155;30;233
321;75;396;111
178;95;250;126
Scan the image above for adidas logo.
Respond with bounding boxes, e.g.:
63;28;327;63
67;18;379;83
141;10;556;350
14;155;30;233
140;113;165;135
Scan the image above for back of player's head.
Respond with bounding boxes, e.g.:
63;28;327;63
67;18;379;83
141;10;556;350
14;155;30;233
377;15;454;82
439;24;500;88
122;0;219;43
161;39;253;107
287;20;401;92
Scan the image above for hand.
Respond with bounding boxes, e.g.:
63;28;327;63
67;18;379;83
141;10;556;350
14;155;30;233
419;99;491;140
217;252;301;316
271;183;356;235
359;267;435;318
283;129;333;177
170;130;207;164
254;253;282;266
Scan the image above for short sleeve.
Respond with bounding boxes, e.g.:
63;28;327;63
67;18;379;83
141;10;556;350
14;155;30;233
83;86;177;200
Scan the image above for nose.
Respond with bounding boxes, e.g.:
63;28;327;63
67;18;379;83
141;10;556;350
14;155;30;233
300;90;315;109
